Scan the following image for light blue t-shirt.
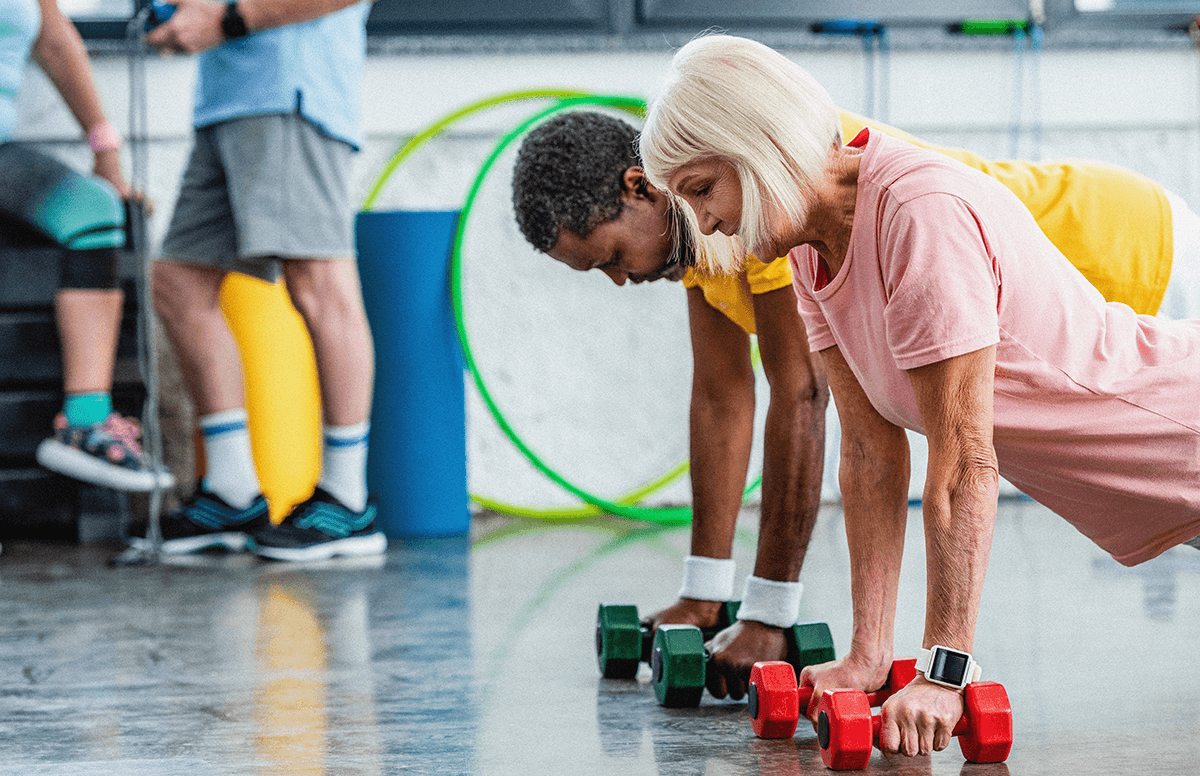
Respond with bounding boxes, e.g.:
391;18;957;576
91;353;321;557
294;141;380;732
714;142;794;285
193;1;368;149
0;0;40;143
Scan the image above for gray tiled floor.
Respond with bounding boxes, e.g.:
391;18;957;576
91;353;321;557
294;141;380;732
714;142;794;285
0;497;1197;774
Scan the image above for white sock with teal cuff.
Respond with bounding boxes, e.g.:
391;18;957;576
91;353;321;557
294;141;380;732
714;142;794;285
318;421;369;513
199;409;260;510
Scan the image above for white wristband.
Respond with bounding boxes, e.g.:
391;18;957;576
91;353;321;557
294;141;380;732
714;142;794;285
736;576;804;629
678;555;736;601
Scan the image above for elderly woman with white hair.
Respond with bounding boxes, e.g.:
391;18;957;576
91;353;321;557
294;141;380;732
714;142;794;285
639;34;1200;760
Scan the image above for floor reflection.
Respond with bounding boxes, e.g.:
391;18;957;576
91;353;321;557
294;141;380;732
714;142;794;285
0;499;1195;775
253;583;330;775
0;535;474;775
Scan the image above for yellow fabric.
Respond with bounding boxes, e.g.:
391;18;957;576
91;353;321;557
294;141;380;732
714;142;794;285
687;110;1174;334
220;273;322;523
682;256;791;335
840;111;1173;316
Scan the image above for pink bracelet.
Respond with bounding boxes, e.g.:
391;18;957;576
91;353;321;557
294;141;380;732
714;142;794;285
87;122;122;153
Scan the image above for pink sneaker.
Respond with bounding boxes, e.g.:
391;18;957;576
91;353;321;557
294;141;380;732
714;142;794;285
36;413;175;492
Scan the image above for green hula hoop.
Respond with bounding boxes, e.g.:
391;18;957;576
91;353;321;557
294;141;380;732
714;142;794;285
365;90;762;521
452;94;694;523
451;93;768;525
362;88;593;212
362;89;697;520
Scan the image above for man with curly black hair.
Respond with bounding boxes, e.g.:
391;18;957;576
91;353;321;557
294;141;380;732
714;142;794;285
514;111;827;701
513;111;694;284
513;112;634;253
511;109;1195;701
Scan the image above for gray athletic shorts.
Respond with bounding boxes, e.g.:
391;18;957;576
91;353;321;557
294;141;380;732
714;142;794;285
160;112;355;282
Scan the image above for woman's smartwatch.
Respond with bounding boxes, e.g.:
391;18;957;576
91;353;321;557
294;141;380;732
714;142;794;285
916;645;982;690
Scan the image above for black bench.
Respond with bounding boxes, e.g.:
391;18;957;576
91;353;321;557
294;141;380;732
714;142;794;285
0;210;146;542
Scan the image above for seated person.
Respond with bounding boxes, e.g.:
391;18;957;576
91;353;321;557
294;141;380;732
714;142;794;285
0;0;170;492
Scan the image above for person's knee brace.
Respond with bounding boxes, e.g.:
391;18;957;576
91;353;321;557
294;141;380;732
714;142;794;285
0;145;125;289
0;144;126;251
53;177;124;290
60;246;120;289
41;175;126;252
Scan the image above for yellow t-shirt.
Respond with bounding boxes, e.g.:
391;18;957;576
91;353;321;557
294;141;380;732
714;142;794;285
685;110;1174;334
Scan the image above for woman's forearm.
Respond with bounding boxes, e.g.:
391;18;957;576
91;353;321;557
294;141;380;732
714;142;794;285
920;453;998;653
821;346;910;673
32;2;110;134
908;345;999;657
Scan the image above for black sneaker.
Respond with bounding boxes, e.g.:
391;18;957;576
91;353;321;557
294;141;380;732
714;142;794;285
249;487;386;561
37;413;175;492
130;483;270;554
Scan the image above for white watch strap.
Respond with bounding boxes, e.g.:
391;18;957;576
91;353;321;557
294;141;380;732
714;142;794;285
917;646;982;686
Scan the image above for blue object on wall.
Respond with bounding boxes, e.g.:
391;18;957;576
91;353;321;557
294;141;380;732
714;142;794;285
356;210;469;538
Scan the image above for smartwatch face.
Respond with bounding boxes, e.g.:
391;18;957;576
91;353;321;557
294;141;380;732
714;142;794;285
931;648;969;686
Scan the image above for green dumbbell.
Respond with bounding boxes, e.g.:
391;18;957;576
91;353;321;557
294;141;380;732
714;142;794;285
595;601;741;679
651;620;836;708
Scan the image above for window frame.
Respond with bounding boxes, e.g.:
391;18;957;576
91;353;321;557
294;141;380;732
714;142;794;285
1042;0;1199;32
68;0;1200;40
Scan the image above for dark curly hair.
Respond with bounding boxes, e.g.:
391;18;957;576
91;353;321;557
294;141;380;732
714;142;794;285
512;111;641;253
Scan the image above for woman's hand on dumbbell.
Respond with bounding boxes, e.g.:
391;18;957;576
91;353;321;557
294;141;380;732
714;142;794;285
878;676;965;758
705;620;789;701
799;654;894;724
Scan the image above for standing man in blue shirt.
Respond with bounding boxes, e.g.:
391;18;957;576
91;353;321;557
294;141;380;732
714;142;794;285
144;0;382;561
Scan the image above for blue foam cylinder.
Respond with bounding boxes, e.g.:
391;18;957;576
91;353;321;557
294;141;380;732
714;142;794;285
356;210;469;538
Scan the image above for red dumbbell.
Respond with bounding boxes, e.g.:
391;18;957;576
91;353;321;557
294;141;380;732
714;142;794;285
817;680;1013;770
748;658;917;739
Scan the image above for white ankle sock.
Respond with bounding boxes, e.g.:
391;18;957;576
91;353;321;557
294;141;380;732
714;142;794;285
199;409;260;510
318;421;369;512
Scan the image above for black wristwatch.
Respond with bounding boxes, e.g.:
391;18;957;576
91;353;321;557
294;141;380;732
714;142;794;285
221;1;250;40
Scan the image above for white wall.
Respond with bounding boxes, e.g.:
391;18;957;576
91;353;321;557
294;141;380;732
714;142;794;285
13;42;1200;510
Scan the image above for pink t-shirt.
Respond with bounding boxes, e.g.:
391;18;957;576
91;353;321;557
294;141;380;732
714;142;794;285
792;128;1200;566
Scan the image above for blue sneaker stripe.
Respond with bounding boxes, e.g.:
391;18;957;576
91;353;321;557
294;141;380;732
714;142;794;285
186;501;226;529
307;518;351;538
185;497;267;529
296;502;376;537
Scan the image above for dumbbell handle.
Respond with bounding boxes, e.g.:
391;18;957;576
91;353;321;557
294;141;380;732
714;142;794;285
641;601;741;663
797;683;898;711
800;655;916;708
750;658;916;740
867;710;974;740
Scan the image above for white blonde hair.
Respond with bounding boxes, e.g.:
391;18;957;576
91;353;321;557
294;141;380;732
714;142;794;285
640;35;841;273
